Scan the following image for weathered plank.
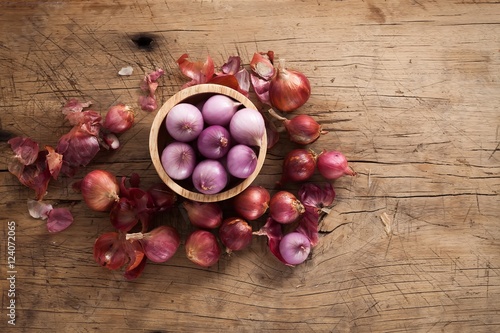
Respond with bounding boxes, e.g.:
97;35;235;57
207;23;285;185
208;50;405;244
1;0;499;332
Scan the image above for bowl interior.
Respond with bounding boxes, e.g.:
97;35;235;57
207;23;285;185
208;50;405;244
149;84;267;203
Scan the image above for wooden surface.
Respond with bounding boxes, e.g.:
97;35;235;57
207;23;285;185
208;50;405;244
1;1;499;332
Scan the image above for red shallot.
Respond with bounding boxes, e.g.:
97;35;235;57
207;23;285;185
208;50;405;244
268;109;326;145
192;159;228;194
103;104;135;134
232;185;270;221
201;94;240;126
165;103;204;142
279;232;311;265
229;108;265;147
269;191;305;224
185;230;221;267
269;58;311;112
127;226;180;263
182;200;223;229
226;144;257;179
79;169;120;212
278;149;317;186
219;217;253;252
317;150;357;180
161;142;196;180
197;125;231;159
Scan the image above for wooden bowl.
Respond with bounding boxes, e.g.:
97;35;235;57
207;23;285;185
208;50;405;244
149;84;267;203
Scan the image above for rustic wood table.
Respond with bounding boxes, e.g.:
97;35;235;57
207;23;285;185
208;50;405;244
1;1;499;332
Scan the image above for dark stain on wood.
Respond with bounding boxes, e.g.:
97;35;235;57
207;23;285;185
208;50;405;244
367;2;386;24
131;33;156;51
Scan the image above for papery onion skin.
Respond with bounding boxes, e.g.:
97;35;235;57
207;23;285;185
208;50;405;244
197;125;231;159
278;149;317;186
141;226;180;263
298;182;335;215
165;103;204;142
317;150;357;180
110;197;139;232
279;232;311;265
8;136;39;165
233;185;270;221
148;183;177;211
182;200;223;229
296;211;320;248
93;232;128;270
46;207;74;233
219;217;253;252
229;108;265;147
185;230;221;267
269;191;305;224
192;159;228;194
161;141;196;180
253;217;287;264
269;59;311;113
201;94;240;126
226;144;257;179
80;170;120;212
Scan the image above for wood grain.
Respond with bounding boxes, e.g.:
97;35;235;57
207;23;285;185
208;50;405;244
1;0;499;332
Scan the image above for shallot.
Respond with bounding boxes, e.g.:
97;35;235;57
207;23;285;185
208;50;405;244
278;149;317;186
127;226;180;263
229;108;265;147
161;142;196;180
79;169;120;212
268;109;326;145
219;217;253;252
103;104;135;134
165;103;204;142
269;59;311;112
197;125;231;159
317;150;357;180
182;200;223;229
232;185;270;221
192;160;228;194
201;94;240;126
279;232;311;265
185;230;221;267
226;144;257;179
269;191;305;224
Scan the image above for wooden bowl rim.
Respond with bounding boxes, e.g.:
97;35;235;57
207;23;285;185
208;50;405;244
149;84;267;203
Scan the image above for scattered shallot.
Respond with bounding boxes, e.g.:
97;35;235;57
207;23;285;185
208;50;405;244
269;191;305;224
269;58;311;112
232;185;270;221
185;230;221;267
182;200;223;229
79;170;120;212
219;217;253;252
279;232;311;265
278;149;317;186
268;109;326;145
317;150;357;180
104;104;135;134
